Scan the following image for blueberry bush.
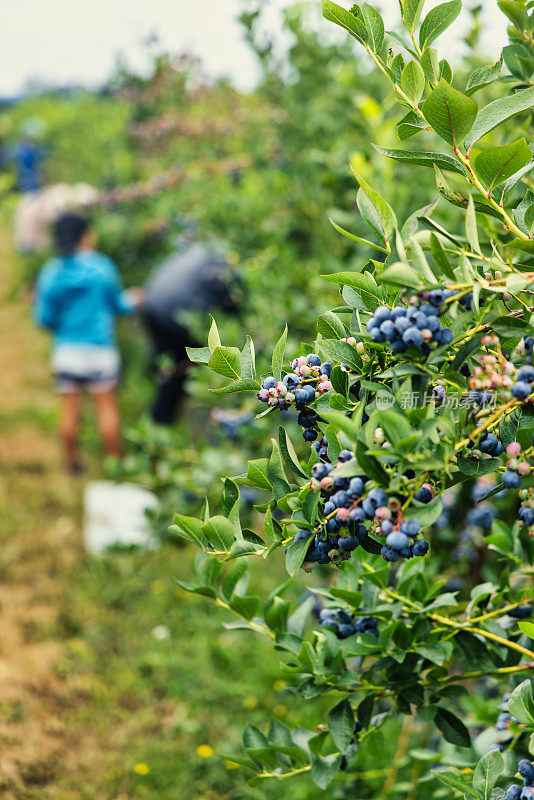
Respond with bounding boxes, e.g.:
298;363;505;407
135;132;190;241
171;1;534;795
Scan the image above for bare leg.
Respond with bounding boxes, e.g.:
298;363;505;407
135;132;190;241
60;390;82;467
92;387;123;458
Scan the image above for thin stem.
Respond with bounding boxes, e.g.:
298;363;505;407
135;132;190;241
455;398;520;452
456;149;530;242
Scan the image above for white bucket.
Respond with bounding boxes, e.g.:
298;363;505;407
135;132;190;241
83;481;159;554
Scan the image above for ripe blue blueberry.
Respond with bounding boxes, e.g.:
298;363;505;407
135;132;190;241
303;428;318;442
402;326;424;348
367;488;388;507
391;306;406;319
320;362;332;376
395;316;410;334
380;320;397;341
370;326;385;342
386;532;410;550
348;477;364;497
262;376;277;389
519;506;534;526
373;306;392;326
381;546;400;562
508;604;532;618
412;540;430;556
518;761;534;785
425;315;441;333
513;381;532;400
436;327;453;345
400;519;421;536
414;486;432;503
283;373;300;389
503;470;521;489
505;786;522;800
429;289;445;306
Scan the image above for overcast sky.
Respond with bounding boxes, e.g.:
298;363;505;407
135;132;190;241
0;0;507;96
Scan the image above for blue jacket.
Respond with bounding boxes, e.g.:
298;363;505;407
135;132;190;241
34;250;133;347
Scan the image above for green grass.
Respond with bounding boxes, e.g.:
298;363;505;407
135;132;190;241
53;544;329;799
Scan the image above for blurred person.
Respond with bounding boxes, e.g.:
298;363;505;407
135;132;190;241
33;212;144;473
13;118;47;194
143;233;239;424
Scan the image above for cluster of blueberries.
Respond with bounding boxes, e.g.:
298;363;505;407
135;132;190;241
318;607;379;640
505;760;534;799
299;453;431;565
512;365;534;402
366;291;453;353
257;354;332;440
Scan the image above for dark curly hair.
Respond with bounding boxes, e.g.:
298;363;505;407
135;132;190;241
52;212;89;257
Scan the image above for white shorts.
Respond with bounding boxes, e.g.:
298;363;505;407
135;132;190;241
51;345;120;394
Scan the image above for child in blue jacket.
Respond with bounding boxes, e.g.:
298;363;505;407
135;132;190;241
34;212;143;472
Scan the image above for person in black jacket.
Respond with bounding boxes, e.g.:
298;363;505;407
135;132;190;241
143;238;238;424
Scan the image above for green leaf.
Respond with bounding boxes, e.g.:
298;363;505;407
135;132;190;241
202;516;237;553
272;325;288;381
498;0;529;32
474;138;532;192
230;595;259;621
329;218;389;253
321;0;368;44
361;3;384;52
186;346;211;364
419;0;461;49
285;537;311;576
328;699;355;753
397;110;429;140
430;233;455;280
379;261;421;288
435;707;471;748
317;310;346;339
170;514;209;549
492;316;531;338
401;61;425;104
207;315;221;351
402;0;426;31
422;78;478;146
421;47;440;84
373;143;464;174
519;619;534;638
473;750;505;800
465;86;534;150
278;426;308;480
465;56;503;96
465;195;481;254
508;679;534;726
241;336;256;380
210;378;260;395
310;754;342;789
457;454;500;477
208;345;242;380
353;167;397;248
323;271;383;309
432;770;480;798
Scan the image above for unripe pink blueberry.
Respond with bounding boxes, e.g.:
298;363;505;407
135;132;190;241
311;478;320;491
518;462;531;476
276;382;287;396
320;476;334;490
375;506;391;520
508;458;519;470
258;389;269;401
337;507;350;522
285;392;295;403
374;427;385;444
318;381;332;393
268;397;278;406
299;365;311;377
268;387;278;397
506;442;521;458
356;341;365;354
422;328;433;341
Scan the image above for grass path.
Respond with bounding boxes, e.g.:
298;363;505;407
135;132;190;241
0;226;316;800
0;227;94;796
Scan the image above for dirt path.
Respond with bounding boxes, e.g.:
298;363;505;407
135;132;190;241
0;227;90;798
